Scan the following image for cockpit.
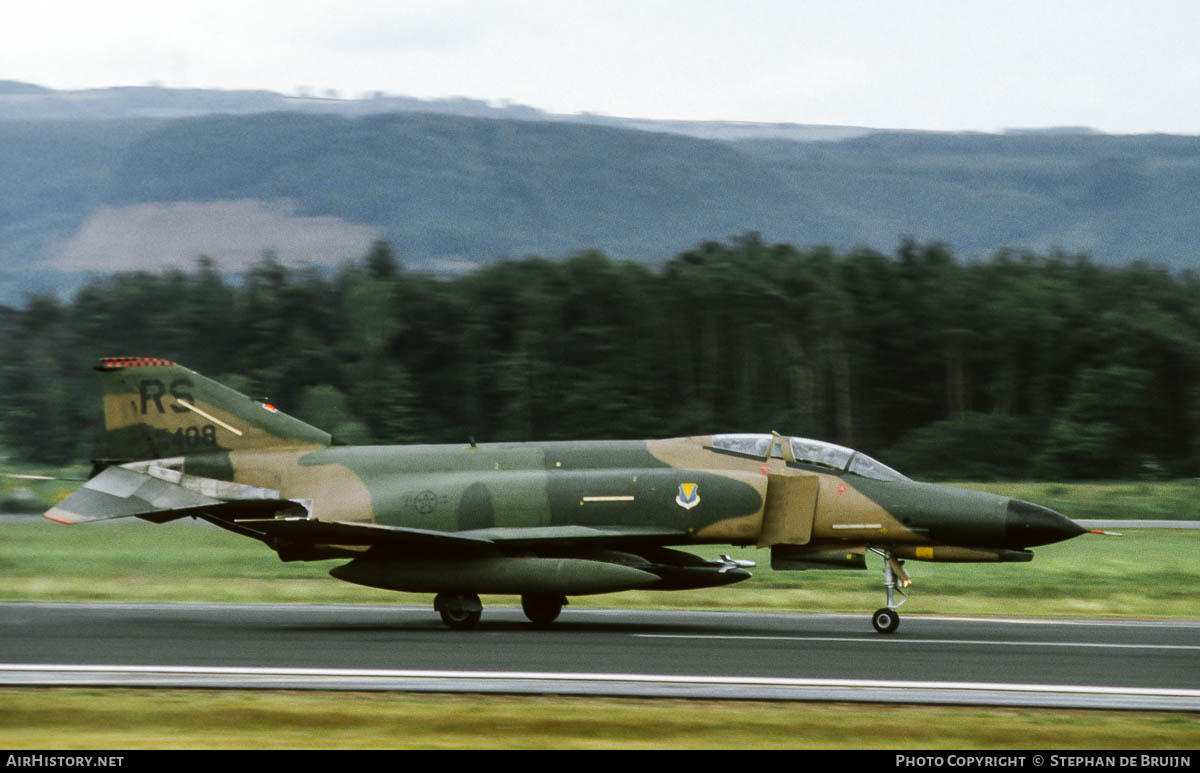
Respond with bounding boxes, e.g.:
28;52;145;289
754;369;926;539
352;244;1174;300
710;433;910;482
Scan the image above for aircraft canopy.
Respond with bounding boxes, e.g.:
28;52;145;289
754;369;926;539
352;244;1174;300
711;433;909;482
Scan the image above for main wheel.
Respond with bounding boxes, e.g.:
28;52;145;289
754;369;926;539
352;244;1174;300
435;592;483;629
439;609;480;628
439;607;482;629
872;607;900;634
521;593;566;626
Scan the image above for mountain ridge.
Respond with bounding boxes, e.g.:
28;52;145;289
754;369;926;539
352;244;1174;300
2;83;1198;304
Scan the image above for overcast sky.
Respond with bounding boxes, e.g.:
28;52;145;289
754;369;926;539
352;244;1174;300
6;0;1200;134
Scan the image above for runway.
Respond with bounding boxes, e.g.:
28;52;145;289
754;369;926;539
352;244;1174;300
3;602;1198;709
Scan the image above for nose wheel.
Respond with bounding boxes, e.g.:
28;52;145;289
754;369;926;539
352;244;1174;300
872;607;900;634
868;548;910;634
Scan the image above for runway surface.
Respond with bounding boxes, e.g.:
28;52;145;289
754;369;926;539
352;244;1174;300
3;602;1198;709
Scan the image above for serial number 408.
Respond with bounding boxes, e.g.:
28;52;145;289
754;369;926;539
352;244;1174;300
171;424;219;449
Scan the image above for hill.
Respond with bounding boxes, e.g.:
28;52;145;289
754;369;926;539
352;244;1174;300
734;131;1200;265
2;84;1199;302
100;112;804;267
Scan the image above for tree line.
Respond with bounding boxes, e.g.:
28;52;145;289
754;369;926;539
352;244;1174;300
4;236;1198;480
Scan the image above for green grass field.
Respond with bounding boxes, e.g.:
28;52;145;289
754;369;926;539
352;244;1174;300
2;480;1197;749
2;508;1197;619
3;690;1198;750
952;479;1200;522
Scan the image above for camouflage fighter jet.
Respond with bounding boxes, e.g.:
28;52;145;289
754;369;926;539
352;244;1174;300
44;357;1090;633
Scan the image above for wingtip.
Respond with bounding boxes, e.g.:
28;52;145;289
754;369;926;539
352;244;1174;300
42;509;77;525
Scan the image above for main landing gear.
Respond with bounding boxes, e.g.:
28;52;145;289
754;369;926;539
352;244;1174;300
433;592;568;629
434;592;482;629
521;593;567;626
868;548;910;634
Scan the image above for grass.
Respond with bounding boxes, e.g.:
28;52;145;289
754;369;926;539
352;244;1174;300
2;513;1198;618
2;479;1197;750
951;479;1200;522
2;689;1198;750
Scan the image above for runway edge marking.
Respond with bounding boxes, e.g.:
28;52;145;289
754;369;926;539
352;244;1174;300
3;663;1200;700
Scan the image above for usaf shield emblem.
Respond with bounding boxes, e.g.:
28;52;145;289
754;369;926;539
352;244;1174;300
675;482;700;510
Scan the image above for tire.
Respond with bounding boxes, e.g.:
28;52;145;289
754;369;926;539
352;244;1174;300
435;592;483;629
521;594;565;626
872;607;900;634
439;607;482;629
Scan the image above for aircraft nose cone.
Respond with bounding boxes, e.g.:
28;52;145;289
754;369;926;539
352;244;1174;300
1005;499;1086;547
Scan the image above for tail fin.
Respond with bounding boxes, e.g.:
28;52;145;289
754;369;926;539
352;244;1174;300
97;357;331;460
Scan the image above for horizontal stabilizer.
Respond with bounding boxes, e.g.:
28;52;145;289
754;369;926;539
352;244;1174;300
43;464;304;524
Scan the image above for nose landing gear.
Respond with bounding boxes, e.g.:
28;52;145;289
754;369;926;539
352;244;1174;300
871;607;899;634
868;548;909;634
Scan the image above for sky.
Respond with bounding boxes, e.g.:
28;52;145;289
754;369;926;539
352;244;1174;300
5;0;1200;134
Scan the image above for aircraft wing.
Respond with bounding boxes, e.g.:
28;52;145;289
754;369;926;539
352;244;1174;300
456;524;689;549
233;518;687;552
233;517;499;551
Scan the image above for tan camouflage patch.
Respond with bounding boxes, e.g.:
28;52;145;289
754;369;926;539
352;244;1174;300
229;446;373;523
693;512;763;542
811;476;922;543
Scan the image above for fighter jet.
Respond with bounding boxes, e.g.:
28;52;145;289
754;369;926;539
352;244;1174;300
44;357;1089;633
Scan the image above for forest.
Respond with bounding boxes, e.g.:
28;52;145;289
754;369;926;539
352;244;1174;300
3;235;1198;481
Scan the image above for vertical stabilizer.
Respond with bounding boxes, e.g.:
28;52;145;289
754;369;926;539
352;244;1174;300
97;357;331;460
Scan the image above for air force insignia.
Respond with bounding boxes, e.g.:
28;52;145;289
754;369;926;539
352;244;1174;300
675;482;700;510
